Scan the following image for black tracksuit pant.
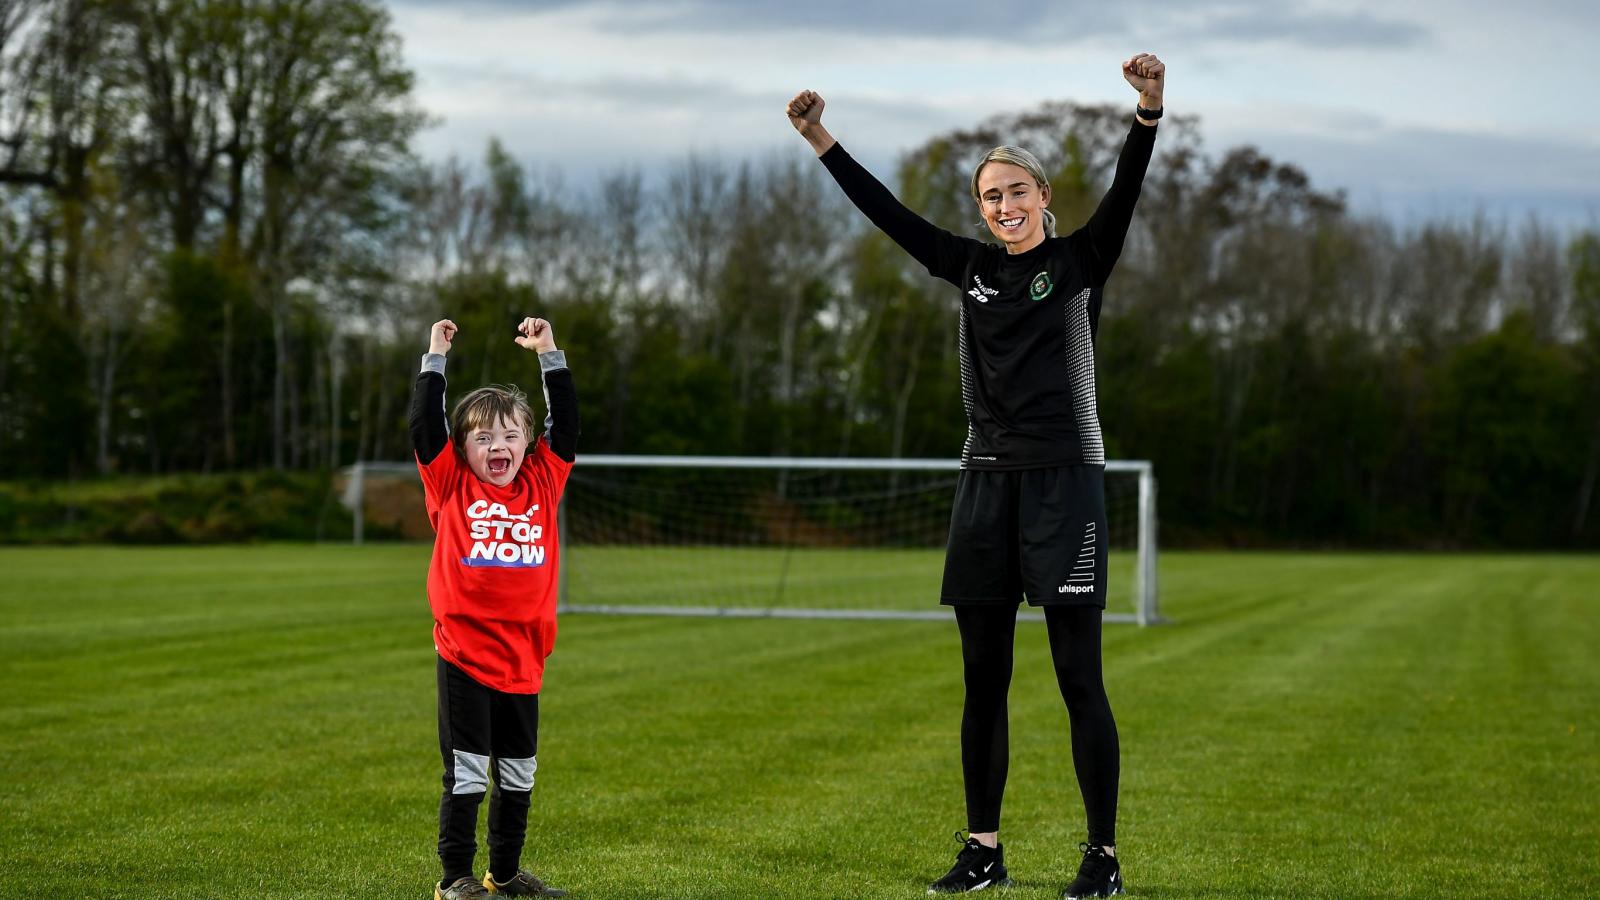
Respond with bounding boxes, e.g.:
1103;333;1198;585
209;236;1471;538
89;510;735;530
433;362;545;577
436;656;539;885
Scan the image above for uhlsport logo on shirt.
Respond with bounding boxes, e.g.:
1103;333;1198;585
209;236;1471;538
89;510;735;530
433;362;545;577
461;500;548;568
1029;271;1054;301
967;275;998;303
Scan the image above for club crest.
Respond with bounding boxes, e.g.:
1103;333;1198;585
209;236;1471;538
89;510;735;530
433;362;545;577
1029;271;1054;301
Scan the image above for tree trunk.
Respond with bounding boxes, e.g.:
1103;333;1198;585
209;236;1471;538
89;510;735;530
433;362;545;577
221;286;235;466
775;289;802;459
59;190;84;322
1575;407;1600;538
310;335;327;469
834;311;881;459
272;296;287;469
327;327;341;469
355;336;372;462
288;319;302;469
0;279;13;401
609;336;634;454
92;327;117;474
890;315;930;461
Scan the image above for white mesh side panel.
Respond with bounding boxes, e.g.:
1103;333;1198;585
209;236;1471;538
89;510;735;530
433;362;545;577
1064;287;1104;465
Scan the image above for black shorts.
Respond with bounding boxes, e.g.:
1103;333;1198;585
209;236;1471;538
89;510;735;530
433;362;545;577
939;465;1108;608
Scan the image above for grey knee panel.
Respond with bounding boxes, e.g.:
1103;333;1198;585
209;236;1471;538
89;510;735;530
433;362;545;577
495;756;536;792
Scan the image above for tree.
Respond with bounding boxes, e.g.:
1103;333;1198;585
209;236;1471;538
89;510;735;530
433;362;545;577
80;172;157;474
1570;230;1600;538
247;0;422;468
662;152;730;353
0;0;53;189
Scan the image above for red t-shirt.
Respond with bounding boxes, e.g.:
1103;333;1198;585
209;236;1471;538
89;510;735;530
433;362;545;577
418;437;573;693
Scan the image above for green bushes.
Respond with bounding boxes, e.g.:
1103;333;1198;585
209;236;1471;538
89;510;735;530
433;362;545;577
0;470;361;544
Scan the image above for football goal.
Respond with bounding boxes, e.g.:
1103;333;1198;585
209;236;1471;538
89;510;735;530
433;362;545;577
342;455;1160;624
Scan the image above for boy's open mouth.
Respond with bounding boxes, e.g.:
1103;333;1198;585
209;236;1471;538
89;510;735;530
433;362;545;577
488;458;511;476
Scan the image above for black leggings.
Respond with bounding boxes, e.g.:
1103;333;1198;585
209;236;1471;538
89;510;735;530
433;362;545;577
437;657;540;885
955;604;1119;846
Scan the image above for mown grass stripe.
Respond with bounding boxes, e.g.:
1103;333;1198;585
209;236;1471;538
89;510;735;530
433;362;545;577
0;547;1595;898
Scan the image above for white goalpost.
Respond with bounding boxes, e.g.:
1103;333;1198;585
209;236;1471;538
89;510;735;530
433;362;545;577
341;455;1161;625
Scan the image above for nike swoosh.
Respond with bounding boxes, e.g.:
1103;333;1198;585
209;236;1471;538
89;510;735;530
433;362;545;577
983;862;993;873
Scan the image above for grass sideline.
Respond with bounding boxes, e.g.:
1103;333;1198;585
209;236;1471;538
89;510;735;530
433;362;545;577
1;546;1596;898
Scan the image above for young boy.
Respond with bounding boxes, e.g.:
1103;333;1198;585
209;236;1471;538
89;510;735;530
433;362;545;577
409;316;578;899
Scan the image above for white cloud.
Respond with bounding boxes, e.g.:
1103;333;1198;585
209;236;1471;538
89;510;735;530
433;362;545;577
390;0;1600;227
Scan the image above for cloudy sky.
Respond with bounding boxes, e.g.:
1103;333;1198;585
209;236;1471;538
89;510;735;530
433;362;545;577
389;0;1600;228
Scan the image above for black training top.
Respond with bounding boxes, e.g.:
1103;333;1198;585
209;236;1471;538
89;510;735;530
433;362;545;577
819;119;1156;470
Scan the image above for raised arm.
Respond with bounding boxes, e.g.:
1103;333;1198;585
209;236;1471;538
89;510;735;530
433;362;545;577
516;317;578;463
409;319;455;464
787;90;974;286
1077;53;1166;284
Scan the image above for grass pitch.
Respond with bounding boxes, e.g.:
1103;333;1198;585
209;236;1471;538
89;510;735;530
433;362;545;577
1;546;1596;898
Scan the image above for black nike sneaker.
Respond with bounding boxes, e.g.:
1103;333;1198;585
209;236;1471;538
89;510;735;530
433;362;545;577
928;834;1012;894
1063;842;1123;899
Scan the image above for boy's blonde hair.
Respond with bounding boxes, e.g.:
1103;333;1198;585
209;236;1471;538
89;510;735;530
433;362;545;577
450;384;536;452
970;146;1058;238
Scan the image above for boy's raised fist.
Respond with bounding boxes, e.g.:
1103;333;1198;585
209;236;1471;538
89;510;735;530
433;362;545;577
515;317;557;354
429;319;457;355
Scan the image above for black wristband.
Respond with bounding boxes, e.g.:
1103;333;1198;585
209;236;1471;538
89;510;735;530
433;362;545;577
1136;104;1163;121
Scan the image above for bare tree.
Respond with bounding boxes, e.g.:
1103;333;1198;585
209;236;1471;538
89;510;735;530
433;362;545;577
662;152;730;352
1505;216;1568;343
0;0;51;188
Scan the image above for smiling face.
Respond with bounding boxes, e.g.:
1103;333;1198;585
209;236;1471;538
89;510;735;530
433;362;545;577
451;385;537;489
462;412;530;487
976;161;1051;254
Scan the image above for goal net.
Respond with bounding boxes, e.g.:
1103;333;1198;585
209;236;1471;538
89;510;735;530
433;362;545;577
340;456;1160;624
557;456;1160;625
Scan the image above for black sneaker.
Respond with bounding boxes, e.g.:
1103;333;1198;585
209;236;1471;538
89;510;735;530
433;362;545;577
1063;843;1123;899
436;876;492;900
928;834;1011;894
483;868;567;897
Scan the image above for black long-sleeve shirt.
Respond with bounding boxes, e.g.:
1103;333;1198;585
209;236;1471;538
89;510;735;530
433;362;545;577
409;350;579;466
820;119;1156;469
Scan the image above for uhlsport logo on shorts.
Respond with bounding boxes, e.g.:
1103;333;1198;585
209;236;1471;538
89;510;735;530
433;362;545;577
1030;271;1054;301
1058;584;1094;594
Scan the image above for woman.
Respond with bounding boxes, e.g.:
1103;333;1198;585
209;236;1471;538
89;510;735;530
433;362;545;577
786;53;1163;899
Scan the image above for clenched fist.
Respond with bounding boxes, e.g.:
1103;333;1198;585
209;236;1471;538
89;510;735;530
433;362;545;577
429;319;457;355
1122;52;1165;105
786;90;824;133
515;317;557;354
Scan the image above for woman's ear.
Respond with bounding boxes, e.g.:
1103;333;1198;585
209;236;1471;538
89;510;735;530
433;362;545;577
1040;183;1052;208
